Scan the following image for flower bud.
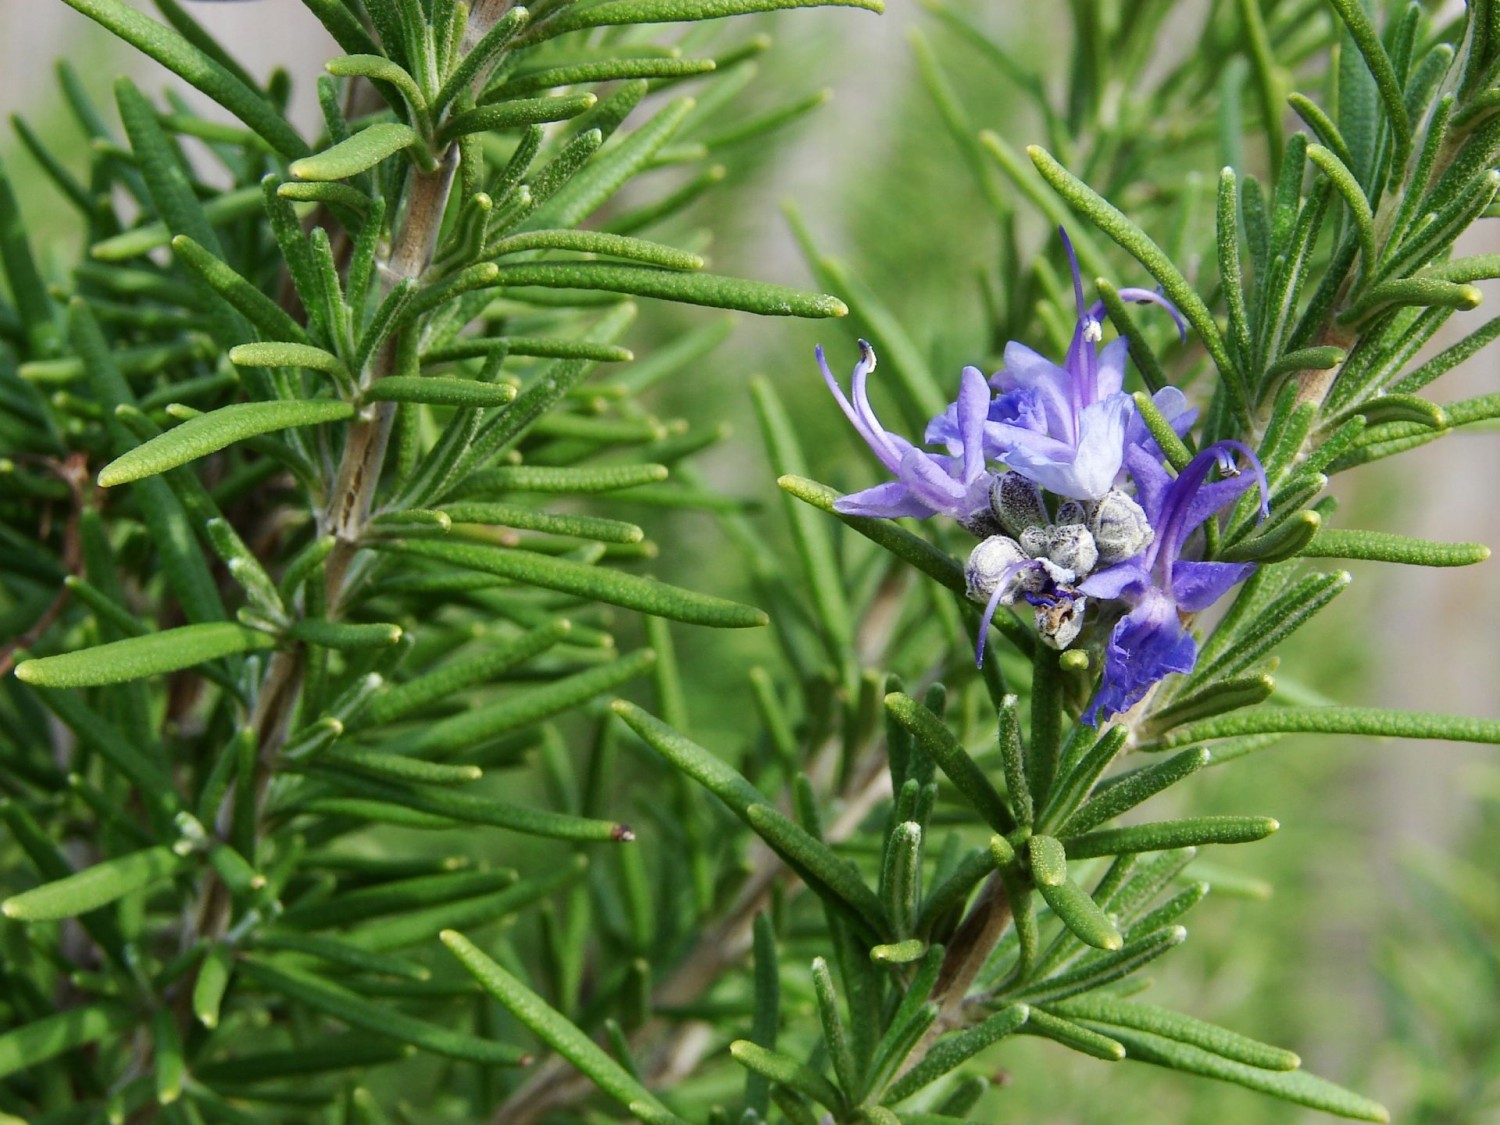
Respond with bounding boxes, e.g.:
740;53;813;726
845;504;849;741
1055;500;1088;526
1018;523;1099;580
990;472;1047;537
965;535;1040;605
1090;489;1154;566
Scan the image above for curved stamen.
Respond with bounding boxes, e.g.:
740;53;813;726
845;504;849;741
974;558;1037;667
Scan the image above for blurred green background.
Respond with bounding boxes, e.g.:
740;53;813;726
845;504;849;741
2;1;1498;1121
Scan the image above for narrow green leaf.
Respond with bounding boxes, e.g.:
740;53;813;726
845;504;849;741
15;622;275;687
1050;995;1298;1071
433;6;532;109
747;803;888;936
459;463;669;494
612;699;770;816
1097;1024;1388;1121
290;123;420;181
240;957;527;1065
289;619;403;651
527;95;694;231
753;377;854;663
230;342;351;382
1300;528;1490;567
1325;0;1409;175
885;693;1013;834
193;944;232;1028
171;235;312;344
1145;679;1275;734
59;0;308;157
491;229;703;272
407;651;658;756
385;539;767;628
0;1004;134;1079
442;931;682;1120
1264;345;1345;379
98;400;353;486
883;1005;1029;1104
1151;706;1500;748
257;931;430;981
325;55;425;113
1014;927;1188;1007
1217;509;1322;564
442;503;643;543
0;155;59;355
809;955;858;1099
745;914;780;1116
441;94;598;141
1017;1008;1125;1060
3;846;186;920
194;1035;409;1083
1028;835;1121;950
1340;277;1483;325
779;474;966;593
1028;145;1237;392
279;867;518;930
309;768;632;842
730;1041;845;1113
344;857;586;953
1060;749;1212;838
366;379;519;411
1306;144;1376;279
539;0;884;37
882;821;923;940
491;262;845;317
360;621;570;727
1098;280;1168;395
1061;816;1279;858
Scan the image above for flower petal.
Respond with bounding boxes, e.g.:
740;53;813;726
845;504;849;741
1085;589;1198;725
833;482;936;519
1170;559;1258;612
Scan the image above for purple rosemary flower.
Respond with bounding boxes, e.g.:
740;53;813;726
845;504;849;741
928;229;1185;501
1078;441;1269;725
819;339;992;527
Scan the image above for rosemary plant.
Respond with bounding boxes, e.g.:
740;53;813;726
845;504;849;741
1;0;1499;1123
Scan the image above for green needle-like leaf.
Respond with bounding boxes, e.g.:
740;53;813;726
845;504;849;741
730;1040;846;1113
885;693;1014;833
59;0;307;157
1050;995;1298;1071
385;539;767;628
0;1004;134;1079
540;0;884;38
883;1005;1030;1104
1029;835;1121;950
1096;1024;1388;1121
1325;0;1409;175
779;475;966;594
1300;528;1490;566
365;376;517;409
746;803;887;936
1061;816;1279;858
98;400;353;486
491;262;846;317
3;846;186;920
1028;145;1238;394
442;930;684;1121
290;123;421;181
241;958;527;1065
442;94;599;141
15;622;276;687
1150;706;1500;747
229;342;351;382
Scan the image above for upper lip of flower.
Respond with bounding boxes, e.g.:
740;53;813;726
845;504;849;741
817;340;991;523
